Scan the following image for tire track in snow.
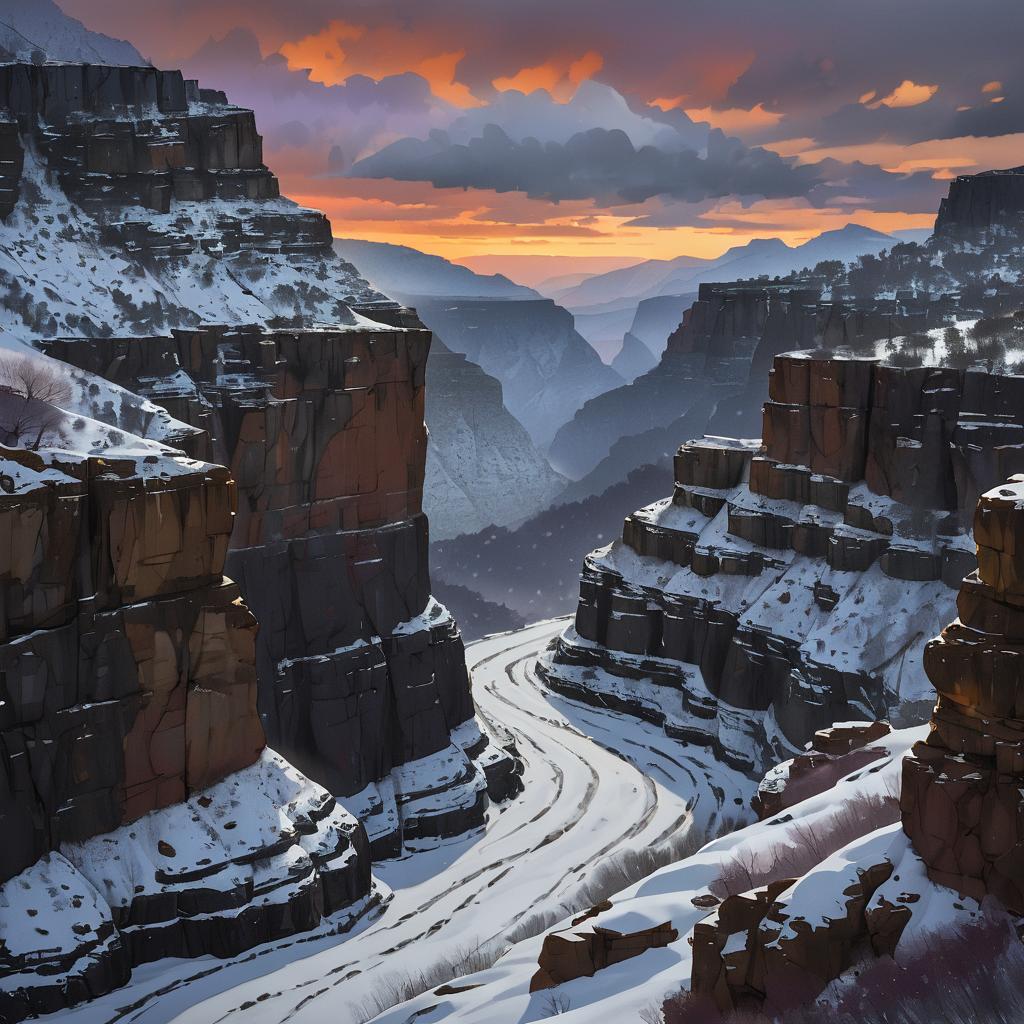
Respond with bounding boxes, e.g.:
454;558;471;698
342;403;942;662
65;619;749;1024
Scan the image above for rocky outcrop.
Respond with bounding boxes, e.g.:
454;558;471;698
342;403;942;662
0;443;376;1018
0;59;522;860
934;165;1024;241
542;351;1024;773
530;917;677;992
753;722;891;819
901;474;1024;912
690;825;908;1015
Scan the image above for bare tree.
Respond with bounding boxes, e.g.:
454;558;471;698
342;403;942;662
0;351;73;450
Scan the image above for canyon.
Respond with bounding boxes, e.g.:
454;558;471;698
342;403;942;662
0;57;520;1017
0;8;1023;1022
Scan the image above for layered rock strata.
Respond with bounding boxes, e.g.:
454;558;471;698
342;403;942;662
542;351;1024;773
0;444;375;1019
688;476;1024;1016
901;474;1024;912
0;61;521;856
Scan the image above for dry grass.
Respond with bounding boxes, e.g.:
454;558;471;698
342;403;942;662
711;789;900;899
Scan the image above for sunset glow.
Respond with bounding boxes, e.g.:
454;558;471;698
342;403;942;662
57;0;1024;271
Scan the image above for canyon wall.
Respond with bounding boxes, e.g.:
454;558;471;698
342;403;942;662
0;443;374;1019
542;351;1024;773
934;165;1024;240
0;64;519;860
902;473;1024;912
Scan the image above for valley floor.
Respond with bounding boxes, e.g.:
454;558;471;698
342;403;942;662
60;620;753;1024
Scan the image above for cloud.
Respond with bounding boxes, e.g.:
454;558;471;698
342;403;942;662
277;19;481;107
445;80;708;150
180;27;453;167
491;50;603;101
349;123;818;206
866;80;938;109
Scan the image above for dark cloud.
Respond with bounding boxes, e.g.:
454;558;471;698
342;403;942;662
350;124;817;206
180;27;451;165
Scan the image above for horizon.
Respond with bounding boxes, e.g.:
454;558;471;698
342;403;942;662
56;0;1021;266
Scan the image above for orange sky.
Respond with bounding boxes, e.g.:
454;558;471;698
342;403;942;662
59;0;1021;267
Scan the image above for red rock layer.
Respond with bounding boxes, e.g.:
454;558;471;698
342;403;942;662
0;445;263;883
902;474;1024;912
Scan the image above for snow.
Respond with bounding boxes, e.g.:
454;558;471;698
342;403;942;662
0;145;390;344
0;0;145;65
61;750;362;916
392;595;452;636
355;724;975;1024
0;853;110;960
52;619;754;1024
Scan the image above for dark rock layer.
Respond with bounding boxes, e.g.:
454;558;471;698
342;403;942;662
545;351;1024;772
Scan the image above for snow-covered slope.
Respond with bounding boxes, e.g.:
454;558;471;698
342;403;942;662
0;147;384;341
360;724;1009;1024
0;0;143;64
425;338;565;539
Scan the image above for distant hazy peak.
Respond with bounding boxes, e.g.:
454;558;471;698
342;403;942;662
333;238;539;300
0;0;145;65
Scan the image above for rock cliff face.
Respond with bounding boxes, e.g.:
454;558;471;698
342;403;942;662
407;296;622;450
934;165;1024;241
902;474;1024;912
0;63;520;863
424;338;564;540
547;279;975;489
0;443;375;1019
542;351;1024;773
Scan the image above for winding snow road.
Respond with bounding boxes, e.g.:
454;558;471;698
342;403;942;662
64;619;752;1024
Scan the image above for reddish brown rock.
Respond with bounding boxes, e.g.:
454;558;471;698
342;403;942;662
0;448;265;880
530;919;678;992
902;474;1024;913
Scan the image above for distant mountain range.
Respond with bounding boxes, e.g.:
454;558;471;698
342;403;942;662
553;224;900;311
334;239;538;299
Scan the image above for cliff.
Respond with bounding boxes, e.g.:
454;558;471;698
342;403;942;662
542;350;1024;773
0;57;522;1015
424;338;565;540
0;61;521;856
407;296;622;449
902;473;1024;912
0;440;376;1019
934;165;1024;241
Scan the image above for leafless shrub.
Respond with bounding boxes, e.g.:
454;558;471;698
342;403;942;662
544;992;572;1015
350;940;502;1023
711;791;899;898
0;351;72;449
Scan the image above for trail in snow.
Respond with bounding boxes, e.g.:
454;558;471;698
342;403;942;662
61;619;753;1024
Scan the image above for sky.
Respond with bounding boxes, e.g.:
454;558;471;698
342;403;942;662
63;0;1024;271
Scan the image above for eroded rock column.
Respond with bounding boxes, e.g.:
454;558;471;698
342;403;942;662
902;474;1024;911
